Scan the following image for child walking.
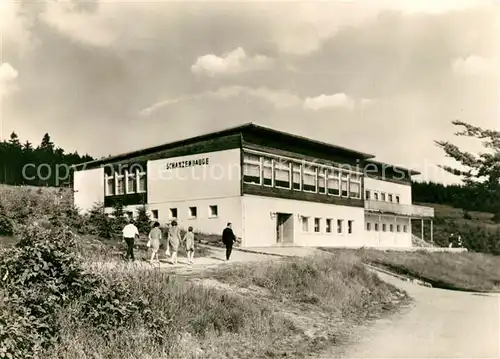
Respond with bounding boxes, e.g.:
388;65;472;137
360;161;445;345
147;221;162;265
183;226;195;264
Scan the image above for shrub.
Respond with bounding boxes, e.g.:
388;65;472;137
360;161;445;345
0;215;13;236
86;202;113;239
135;205;151;234
0;223;168;359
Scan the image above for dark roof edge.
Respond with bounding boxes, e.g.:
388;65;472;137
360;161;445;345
75;122;376;169
366;159;421;176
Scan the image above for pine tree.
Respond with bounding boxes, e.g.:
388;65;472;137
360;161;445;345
135;205;151;235
435;120;500;219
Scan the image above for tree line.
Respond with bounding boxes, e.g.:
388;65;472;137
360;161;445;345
0;132;94;187
412;180;500;217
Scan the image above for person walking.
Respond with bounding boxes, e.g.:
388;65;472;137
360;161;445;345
168;220;181;264
222;222;236;261
122;219;139;262
147;221;162;264
183;226;195;264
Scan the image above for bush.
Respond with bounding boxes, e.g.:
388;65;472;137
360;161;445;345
0;223;169;359
86;203;113;239
135;205;151;234
0;215;13;236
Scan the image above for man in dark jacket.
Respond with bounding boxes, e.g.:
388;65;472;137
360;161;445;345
222;222;236;260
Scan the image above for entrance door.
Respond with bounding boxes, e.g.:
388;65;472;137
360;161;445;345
276;213;294;245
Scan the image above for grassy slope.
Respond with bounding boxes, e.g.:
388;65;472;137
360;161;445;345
322;248;500;292
50;252;409;359
413;202;500;243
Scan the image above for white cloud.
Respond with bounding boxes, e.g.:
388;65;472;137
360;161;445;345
303;93;356;111
451;55;498;76
0;63;19;96
139;86;300;116
191;47;272;76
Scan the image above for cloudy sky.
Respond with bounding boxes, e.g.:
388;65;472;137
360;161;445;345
1;0;499;184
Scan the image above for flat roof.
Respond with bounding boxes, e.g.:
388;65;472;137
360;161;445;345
74;122;421;176
75;122;376;168
366;159;421;176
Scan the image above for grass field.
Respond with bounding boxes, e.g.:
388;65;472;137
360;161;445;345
322;248;500;293
48;252;409;359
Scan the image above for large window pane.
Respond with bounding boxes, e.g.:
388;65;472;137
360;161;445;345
303;166;317;192
327;169;340;196
262;158;273;186
341;173;349;197
243;163;261;184
127;174;136;194
138;173;146;192
243;153;261;184
275;160;290;188
116;176;125;195
106;177;114;196
318;168;326;194
349;180;360;198
292;163;301;190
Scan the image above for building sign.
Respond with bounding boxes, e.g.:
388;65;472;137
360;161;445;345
165;157;210;170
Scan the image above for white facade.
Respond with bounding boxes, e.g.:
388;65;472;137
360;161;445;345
74;141;431;248
74;167;104;213
242;195;365;247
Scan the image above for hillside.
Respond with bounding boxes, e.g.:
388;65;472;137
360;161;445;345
412;202;500;254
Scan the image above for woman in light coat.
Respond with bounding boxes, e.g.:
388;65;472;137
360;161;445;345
147;221;162;264
168;220;181;264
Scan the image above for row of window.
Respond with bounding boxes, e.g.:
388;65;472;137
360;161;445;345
365;190;400;203
243;151;362;199
301;216;354;235
164;205;219;221
105;169;147;196
366;222;408;233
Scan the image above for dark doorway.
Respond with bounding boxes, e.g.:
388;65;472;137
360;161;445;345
276;213;294;245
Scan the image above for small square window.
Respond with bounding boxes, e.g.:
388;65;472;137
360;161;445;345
326;219;332;233
388;194;393;202
374;192;379;201
365;190;371;200
209;205;218;218
396;195;400;203
348;220;353;234
381;193;386;201
170;208;178;219
403;225;407;233
390;224;394;232
382;223;387;232
314;218;321;233
151;209;158;220
366;222;371;231
189;207;197;219
337;219;343;234
375;223;379;231
397;224;401;232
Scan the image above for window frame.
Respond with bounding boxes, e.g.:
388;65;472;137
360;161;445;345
326;218;332;233
274;159;292;190
169;208;178;220
209;205;218;218
188;206;197;219
105;174;114;196
337;219;343;234
347;220;354;234
302;165;318;193
243;152;263;186
314;218;321;233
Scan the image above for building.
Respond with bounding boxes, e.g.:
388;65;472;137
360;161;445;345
73;123;434;248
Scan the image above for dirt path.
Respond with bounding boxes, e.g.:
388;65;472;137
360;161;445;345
329;272;500;358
